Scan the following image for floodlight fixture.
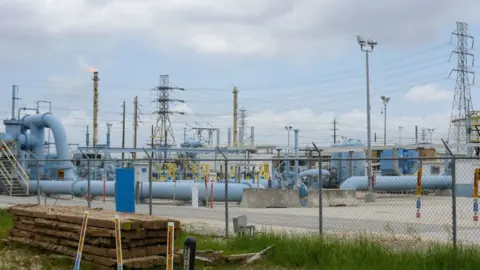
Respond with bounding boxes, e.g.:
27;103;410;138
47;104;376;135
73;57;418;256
381;96;390;106
367;39;378;50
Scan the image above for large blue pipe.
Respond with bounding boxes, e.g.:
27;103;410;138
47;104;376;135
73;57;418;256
298;168;330;179
340;175;452;190
20;113;76;180
28;180;259;202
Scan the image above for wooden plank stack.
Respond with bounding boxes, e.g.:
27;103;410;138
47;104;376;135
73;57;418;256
6;204;182;269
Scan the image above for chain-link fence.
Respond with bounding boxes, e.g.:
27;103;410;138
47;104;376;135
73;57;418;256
3;154;480;247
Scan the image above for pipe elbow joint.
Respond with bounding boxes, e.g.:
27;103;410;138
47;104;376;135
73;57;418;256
19;133;37;149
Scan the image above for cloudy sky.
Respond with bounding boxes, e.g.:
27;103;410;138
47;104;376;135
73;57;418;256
1;0;480;150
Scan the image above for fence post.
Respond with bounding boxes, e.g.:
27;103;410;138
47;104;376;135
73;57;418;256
36;159;40;205
451;156;457;249
224;158;229;238
318;152;323;236
183;237;196;270
312;143;323;236
148;156;153;216
87;158;91;209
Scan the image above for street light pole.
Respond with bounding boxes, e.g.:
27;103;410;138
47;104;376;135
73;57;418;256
381;96;390;146
357;35;377;203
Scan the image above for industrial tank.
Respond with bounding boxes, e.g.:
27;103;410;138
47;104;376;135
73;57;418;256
330;139;366;183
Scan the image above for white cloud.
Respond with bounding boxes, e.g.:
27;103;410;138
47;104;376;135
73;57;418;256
405;83;452;102
1;0;479;57
171;103;194;115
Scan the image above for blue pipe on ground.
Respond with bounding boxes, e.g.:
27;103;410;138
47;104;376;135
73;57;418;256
28;180;260;202
340;175;452;190
167;179;281;189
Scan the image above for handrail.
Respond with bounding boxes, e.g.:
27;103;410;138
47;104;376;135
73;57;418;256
0;161;13;195
0;140;29;195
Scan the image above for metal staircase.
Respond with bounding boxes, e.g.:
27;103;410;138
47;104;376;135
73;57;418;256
0;140;29;196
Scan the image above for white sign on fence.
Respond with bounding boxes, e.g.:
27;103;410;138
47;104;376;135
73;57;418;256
191;185;199;208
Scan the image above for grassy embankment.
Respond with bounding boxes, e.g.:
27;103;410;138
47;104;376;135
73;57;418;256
1;209;480;269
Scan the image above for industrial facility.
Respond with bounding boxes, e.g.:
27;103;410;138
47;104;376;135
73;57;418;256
0;73;477;207
1;22;480;208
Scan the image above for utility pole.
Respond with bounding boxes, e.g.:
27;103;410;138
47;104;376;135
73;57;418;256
121;101;126;160
381;96;390;146
132;96;141;160
448;21;475;156
357;35;377;203
332;118;338;144
152;75;185;161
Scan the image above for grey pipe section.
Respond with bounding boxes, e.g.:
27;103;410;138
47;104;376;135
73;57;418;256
28;180;259;202
340;175;452;190
294;129;299;177
298;168;330;180
21;113;76;180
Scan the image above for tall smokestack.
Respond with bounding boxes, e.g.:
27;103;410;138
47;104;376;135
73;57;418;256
233;86;238;146
92;71;99;148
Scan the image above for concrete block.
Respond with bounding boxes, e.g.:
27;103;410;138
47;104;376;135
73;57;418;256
434;189;452;197
364;192;376;203
239;188;359;208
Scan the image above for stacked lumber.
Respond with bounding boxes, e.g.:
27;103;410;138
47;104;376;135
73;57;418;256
7;204;182;269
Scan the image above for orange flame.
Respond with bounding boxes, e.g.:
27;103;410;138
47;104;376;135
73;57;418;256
89;67;96;73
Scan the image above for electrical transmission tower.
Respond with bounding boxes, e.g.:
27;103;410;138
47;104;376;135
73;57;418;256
421;127;427;143
152;75;185;159
332;118;339;144
448;21;475;155
239;107;247;146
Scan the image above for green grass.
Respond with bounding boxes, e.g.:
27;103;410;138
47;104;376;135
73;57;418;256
1;208;480;269
174;230;480;270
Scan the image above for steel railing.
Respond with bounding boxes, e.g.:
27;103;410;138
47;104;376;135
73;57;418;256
0;160;13;195
0;140;29;195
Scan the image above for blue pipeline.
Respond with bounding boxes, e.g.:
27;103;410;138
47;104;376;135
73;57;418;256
28;180;260;202
298;168;331;189
298;168;330;179
340;175;452;190
166;179;282;188
6;113;76;180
